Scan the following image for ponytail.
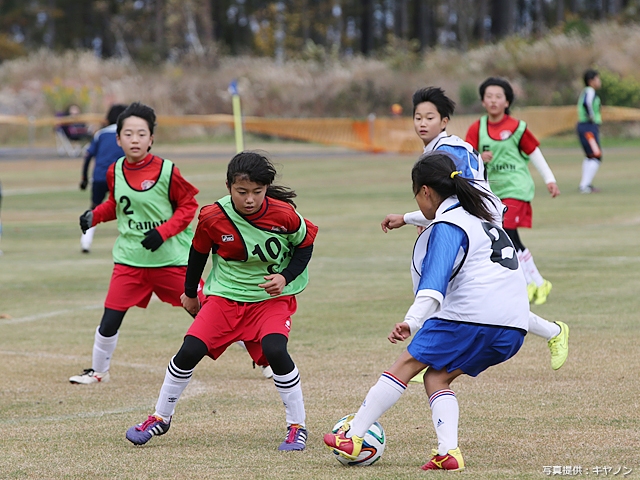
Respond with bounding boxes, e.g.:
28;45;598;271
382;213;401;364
411;152;495;222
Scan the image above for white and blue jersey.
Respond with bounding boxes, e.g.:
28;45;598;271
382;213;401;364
425;132;485;181
405;132;503;227
411;196;528;331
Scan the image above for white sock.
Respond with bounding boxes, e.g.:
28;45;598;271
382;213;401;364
429;389;459;455
273;366;305;426
350;372;406;438
92;327;118;373
519;248;544;286
580;158;601;189
80;226;96;251
517;251;532;284
528;312;561;340
154;357;193;422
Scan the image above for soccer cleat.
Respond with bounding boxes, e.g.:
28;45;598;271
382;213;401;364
69;368;110;384
261;365;274;379
533;279;552;305
278;424;307;451
527;282;537;302
324;428;363;460
126;415;171;445
548;321;569;370
421;447;465;471
409;367;427;384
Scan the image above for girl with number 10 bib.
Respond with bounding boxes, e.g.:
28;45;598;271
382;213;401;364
126;151;318;452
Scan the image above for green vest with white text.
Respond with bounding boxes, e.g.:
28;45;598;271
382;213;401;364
478;116;535;202
205;195;309;302
112;157;192;267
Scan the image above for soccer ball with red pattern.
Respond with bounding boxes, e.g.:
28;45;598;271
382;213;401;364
330;415;385;466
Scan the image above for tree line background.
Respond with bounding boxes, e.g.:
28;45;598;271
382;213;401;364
0;0;637;63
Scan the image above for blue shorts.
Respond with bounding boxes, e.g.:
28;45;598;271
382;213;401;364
91;181;109;207
576;122;602;159
407;319;525;377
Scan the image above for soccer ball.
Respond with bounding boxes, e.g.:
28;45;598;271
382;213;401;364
330;415;385;466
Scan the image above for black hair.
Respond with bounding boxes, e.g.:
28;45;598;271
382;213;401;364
411;152;494;223
227;151;297;207
479;77;514;115
412;86;456;118
583;69;599;86
107;104;128;125
116;102;156;136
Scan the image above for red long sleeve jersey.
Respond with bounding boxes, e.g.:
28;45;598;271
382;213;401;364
192;197;318;259
465;114;540;155
91;153;199;240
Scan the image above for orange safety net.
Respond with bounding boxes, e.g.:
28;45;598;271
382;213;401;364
3;106;639;153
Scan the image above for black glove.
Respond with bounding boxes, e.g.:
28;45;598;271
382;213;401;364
141;229;164;252
79;210;93;234
79;178;88;190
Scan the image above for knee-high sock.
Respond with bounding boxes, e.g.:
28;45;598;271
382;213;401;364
519;248;544;286
154;357;193;422
430;389;459;455
92;327;118;373
528;312;561;340
273;365;305;426
349;372;406;438
580;158;601;189
80;226;96;251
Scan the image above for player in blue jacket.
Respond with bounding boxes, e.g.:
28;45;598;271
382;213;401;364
79;104;127;253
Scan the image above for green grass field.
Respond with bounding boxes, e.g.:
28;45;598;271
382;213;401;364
1;142;639;479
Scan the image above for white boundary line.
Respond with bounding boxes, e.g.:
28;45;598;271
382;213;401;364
0;304;103;325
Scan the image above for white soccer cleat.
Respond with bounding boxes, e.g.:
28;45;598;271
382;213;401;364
69;368;110;384
261;365;274;379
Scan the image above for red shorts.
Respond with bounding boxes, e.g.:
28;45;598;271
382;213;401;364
501;198;532;229
104;264;204;311
185;295;297;366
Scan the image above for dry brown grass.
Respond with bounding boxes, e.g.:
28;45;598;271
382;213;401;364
1;142;640;478
2;22;640;124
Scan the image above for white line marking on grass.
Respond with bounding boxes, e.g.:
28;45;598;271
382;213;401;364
0;304;103;325
3;185;77;196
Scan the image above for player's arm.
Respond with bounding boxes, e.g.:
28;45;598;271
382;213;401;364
83;164;117;229
388;223;465;343
528;148;560;197
260;216;317;296
80;146;96;191
584;88;596;123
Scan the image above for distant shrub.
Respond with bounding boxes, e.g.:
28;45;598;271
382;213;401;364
599;68;640;108
563;16;592;38
459;83;478;108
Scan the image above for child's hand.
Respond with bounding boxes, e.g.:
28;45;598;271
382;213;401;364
547;182;561;197
259;274;286;296
181;293;200;316
388;322;411;343
381;214;406;232
481;150;493;163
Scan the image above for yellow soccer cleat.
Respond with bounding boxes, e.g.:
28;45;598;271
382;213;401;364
409;367;428;384
548;321;569;370
527;282;537;303
421;447;465;471
533;279;552;305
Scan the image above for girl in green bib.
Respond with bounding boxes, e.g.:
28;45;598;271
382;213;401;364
126;151;318;452
466;77;560;306
69;102;202;385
